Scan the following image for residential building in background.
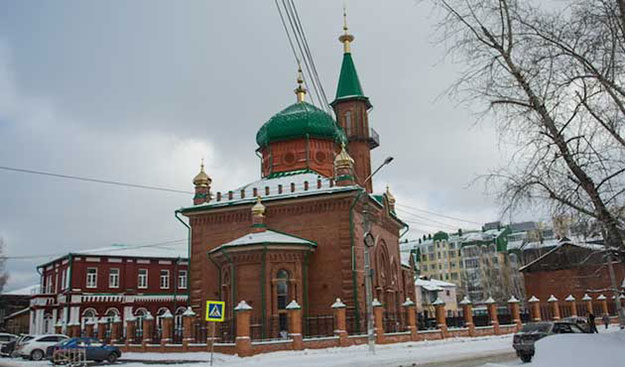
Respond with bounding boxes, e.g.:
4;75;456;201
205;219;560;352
414;277;457;315
0;284;36;334
30;243;188;334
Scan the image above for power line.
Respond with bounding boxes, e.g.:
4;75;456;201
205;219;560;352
395;203;484;225
0;165;193;195
2;238;188;260
396;208;466;231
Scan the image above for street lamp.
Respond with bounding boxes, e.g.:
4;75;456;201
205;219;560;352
362;156;393;354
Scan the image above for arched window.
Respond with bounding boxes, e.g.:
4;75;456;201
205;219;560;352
174;307;186;337
81;308;98;329
276;269;290;334
134;308;149;334
104;307;119;322
345;111;353;136
43;314;53;334
156;307;170;332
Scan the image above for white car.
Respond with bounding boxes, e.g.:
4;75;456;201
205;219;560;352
16;334;68;361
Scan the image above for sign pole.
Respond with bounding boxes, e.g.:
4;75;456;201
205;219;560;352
210;322;215;366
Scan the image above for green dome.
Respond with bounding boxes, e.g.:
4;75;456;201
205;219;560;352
256;101;346;147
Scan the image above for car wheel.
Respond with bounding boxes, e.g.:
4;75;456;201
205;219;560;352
107;353;118;363
30;349;44;361
520;353;533;363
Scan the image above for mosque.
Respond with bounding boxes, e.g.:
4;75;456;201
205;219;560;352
178;17;415;336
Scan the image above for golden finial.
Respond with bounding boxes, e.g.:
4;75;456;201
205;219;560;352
294;63;306;102
334;143;354;168
251;196;266;216
193;158;211;187
338;6;354;53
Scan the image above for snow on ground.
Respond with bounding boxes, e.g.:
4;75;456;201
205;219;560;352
0;334;514;367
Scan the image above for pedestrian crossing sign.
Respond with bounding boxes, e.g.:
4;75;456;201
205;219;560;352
205;300;225;322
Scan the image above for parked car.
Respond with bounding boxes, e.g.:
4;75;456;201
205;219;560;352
0;333;17;357
561;316;591;332
46;337;122;364
1;334;33;358
513;321;589;362
15;334;68;361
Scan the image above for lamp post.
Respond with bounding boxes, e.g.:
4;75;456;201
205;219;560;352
362;156;393;354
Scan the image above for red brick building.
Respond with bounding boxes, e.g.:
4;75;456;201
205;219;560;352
30;243;188;335
520;240;625;303
178;24;415;336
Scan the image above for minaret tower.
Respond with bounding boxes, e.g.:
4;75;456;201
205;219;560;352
331;9;377;193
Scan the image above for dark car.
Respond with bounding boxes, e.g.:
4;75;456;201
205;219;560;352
1;335;33;358
46;337;122;364
513;321;589;362
0;333;18;357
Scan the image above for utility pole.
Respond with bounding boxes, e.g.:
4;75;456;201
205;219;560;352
361;156;394;355
605;251;625;329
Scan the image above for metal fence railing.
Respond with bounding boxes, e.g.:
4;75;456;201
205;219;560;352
303;315;334;338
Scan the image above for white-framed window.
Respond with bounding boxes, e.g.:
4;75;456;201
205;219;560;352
54;271;58;293
160;270;170;289
65;268;70;289
45;275;52;293
86;268;97;288
138;269;148;289
109;268;120;288
60;269;65;291
178;270;187;289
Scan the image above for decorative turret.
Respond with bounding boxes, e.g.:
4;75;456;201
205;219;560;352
385;185;396;212
251;196;266;232
331;9;376;193
294;65;306;102
334;143;355;186
193;159;212;205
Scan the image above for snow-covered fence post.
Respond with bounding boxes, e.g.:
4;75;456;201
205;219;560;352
160;310;173;346
565;295;577;317
182;307;196;349
372;298;385;344
331;298;348;346
54;320;63;335
508;296;521;331
548;295;560;320
125;315;136;346
460;297;475;336
433;298;448;338
528;296;541;322
234;301;252;357
286;300;303;350
111;315;122;344
84;319;94;337
142;312;154;346
598;294;608;316
485;297;500;335
582;294;593;315
69;321;80;337
97;317;108;341
402;298;419;341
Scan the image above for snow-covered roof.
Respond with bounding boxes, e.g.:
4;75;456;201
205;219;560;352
518;239;606;272
182;170;359;212
209;229;316;253
415;278;456;291
2;284;39;296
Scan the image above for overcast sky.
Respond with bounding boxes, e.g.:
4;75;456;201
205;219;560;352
0;0;536;291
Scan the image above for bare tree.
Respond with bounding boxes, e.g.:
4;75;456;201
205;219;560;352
429;0;625;325
0;238;8;293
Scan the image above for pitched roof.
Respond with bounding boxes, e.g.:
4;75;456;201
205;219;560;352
209;229;316;254
415;277;456;291
518;239;606;272
331;52;371;108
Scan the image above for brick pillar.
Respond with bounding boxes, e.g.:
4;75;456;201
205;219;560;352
70;322;81;338
142;312;154;346
97;318;107;341
582;294;593;316
460;297;475;336
234;301;252;357
111;316;122;344
125;316;136;345
598;294;608;315
84;320;94;338
433;299;448;338
331;298;348;346
286;300;303;350
485;297;500;335
565;295;577;317
528;296;541;322
182;307;196;349
402;298;419;341
160;310;174;346
54;321;62;335
548;295;560;320
508;296;522;331
372;298;384;344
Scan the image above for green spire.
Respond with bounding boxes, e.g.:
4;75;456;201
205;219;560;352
330;11;371;108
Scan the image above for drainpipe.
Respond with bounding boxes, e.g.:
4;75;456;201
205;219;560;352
349;188;365;332
261;244;267;339
220;248;236;318
174;210;191;302
399;224;410;240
